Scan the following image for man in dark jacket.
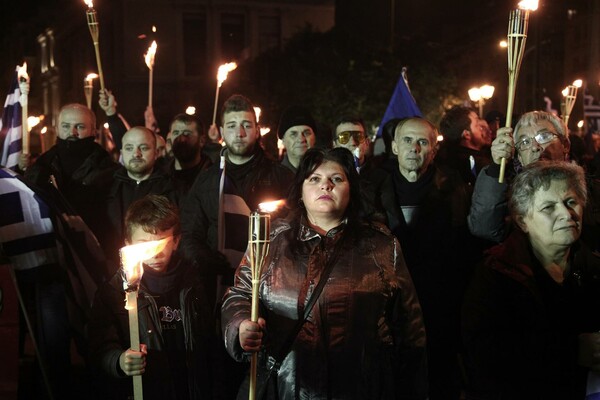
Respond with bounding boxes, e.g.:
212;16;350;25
180;94;293;285
25;103;118;277
89;195;220;400
103;126;180;274
364;117;483;399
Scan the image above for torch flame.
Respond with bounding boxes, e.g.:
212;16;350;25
260;127;271;136
41;127;47;134
83;0;94;8
562;87;569;97
17;62;28;81
145;41;157;69
86;73;99;81
573;79;583;88
254;107;262;123
27;116;41;128
518;0;539;11
258;200;285;213
120;237;170;287
217;62;238;87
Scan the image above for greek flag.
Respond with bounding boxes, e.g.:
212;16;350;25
0;167;57;270
584;93;600;135
0;67;23;170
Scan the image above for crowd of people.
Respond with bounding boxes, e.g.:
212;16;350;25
2;89;600;400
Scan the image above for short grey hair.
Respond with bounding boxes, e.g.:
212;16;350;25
514;111;568;142
509;161;587;219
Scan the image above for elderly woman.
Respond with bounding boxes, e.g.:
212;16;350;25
462;161;600;399
221;147;427;399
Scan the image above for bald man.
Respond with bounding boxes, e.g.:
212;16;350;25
103;126;180;273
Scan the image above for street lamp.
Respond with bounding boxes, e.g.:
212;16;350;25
468;84;495;117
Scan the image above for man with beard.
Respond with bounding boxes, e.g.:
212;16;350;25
277;105;317;173
165;114;212;195
180;94;292;280
333;116;372;173
25;104;118;244
364;117;477;399
103;127;179;273
180;94;293;399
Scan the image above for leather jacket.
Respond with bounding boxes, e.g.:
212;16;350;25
221;217;428;400
88;260;221;399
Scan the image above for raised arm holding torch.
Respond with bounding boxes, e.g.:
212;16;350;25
499;0;538;183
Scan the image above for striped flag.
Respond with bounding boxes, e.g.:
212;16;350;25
376;67;422;138
0;67;23;170
0;167;57;270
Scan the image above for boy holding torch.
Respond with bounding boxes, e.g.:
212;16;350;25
88;195;221;400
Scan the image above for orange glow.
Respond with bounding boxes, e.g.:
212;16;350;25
145;41;157;69
120;238;169;286
258;200;285;213
518;0;539;11
217;62;237;87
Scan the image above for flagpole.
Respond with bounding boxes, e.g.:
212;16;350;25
17;64;30;155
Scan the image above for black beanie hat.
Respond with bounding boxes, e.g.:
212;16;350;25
277;106;317;140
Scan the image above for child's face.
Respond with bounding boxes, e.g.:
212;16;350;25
126;227;179;274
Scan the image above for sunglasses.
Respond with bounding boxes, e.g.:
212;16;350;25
337;130;366;145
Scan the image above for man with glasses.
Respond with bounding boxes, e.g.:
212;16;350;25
468;111;575;243
333;116;371;173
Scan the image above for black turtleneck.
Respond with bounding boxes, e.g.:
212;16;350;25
56;137;97;177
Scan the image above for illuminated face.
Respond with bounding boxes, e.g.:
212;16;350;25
58;107;94;140
121;128;158;178
282;125;315;160
221;111;259;157
334;122;369;165
518;179;583;251
515;120;568;166
392;119;436;181
126;227;180;274
302;161;350;225
156;134;167;158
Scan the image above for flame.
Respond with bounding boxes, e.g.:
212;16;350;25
152;25;157;33
254;107;262;123
518;0;539;11
573;79;583;88
85;73;98;80
258;200;285;213
145;40;157;69
83;0;94;8
217;62;237;87
562;87;569;97
577;120;584;128
277;138;284;150
27;116;41;128
120;237;169;286
17;63;28;81
260;127;271;136
185;106;196;115
41;127;47;134
437;134;444;142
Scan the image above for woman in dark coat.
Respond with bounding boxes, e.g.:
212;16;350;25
221;147;427;400
462;161;600;399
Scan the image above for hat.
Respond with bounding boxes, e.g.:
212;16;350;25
277;106;317;140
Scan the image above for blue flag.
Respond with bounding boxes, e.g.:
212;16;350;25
377;68;422;138
0;67;23;170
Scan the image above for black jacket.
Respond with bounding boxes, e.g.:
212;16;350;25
179;147;293;277
88;258;222;400
462;229;600;399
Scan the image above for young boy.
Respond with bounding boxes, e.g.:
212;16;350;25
88;195;219;399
